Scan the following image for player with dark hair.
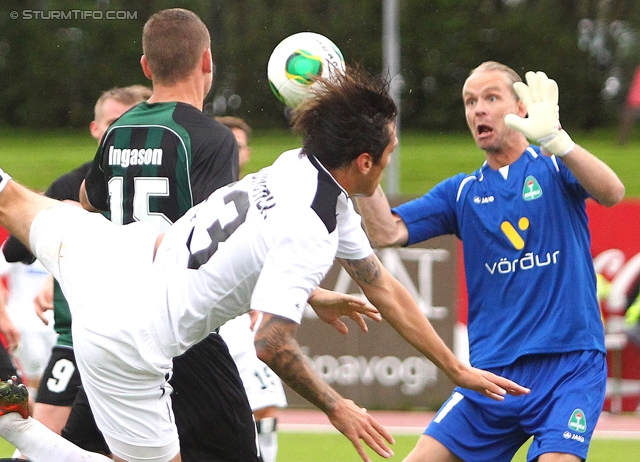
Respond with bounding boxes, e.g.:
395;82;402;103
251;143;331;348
356;61;625;462
0;65;528;462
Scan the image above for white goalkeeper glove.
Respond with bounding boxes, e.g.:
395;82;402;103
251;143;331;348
504;71;575;157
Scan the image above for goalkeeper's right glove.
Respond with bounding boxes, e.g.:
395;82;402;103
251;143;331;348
504;71;575;157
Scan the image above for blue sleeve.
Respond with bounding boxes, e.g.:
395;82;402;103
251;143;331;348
392;173;465;246
554;156;590;202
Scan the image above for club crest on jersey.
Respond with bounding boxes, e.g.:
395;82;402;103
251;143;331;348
568;409;587;433
522;175;542;201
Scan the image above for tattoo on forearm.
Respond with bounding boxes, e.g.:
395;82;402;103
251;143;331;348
255;315;338;412
339;255;381;285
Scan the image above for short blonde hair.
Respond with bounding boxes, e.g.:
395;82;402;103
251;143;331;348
466;61;522;99
94;85;152;122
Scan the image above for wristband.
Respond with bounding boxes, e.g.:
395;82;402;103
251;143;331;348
541;130;575;157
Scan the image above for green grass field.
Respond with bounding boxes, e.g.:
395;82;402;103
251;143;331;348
0;430;638;460
2;126;640;197
277;432;640;461
1;127;639;460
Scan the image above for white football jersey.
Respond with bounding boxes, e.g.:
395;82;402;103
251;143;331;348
153;149;373;356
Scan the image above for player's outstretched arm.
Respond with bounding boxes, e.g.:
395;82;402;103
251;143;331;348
255;313;395;462
0;170;60;250
353;186;409;249
504;71;624;206
337;254;530;400
307;287;381;334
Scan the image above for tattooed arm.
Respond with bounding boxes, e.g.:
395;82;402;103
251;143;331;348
254;313;394;461
337;253;530;400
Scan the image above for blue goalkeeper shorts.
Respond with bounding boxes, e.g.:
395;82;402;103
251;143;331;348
425;350;606;462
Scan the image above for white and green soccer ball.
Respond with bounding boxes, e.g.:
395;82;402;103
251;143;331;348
267;32;345;108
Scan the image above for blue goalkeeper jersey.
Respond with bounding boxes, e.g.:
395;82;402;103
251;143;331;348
393;146;605;369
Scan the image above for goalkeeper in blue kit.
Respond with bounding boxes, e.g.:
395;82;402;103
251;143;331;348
356;62;625;462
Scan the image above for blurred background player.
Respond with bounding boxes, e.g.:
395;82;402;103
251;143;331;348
617;65;640;145
216;116;252;172
0;257;24;387
0;244;55;396
216;116;287;462
3;85;151;450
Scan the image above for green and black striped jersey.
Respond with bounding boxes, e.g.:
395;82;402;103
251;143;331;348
85;101;239;230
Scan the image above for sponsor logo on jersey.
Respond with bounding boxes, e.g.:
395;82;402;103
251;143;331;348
484;216;561;274
568;408;587;433
562;431;585;442
500;217;529;250
108;146;163;168
473;195;494;204
522;175;542;201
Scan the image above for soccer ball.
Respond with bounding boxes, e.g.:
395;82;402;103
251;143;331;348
267;32;345;108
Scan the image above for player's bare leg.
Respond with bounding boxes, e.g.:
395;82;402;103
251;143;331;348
31;403;72;435
402;435;462;462
0;171;59;250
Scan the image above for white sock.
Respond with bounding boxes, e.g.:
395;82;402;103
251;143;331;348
0;414;111;461
257;428;278;462
0;168;11;193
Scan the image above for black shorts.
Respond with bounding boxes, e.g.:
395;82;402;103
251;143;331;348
61;333;260;461
62;386;110;455
0;343;19;382
171;332;260;462
35;346;81;406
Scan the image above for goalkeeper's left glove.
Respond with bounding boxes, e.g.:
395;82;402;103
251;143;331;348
504;71;575;157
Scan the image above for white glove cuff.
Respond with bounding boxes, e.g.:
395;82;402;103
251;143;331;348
541;129;575;157
0;168;12;193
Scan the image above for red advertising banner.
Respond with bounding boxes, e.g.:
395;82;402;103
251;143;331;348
588;200;640;413
456;200;640;413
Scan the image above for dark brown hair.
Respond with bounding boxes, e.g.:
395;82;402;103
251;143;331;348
291;65;397;170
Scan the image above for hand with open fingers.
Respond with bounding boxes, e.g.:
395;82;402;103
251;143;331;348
327;398;395;461
453;365;530;401
504;71;575;157
308;288;381;334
